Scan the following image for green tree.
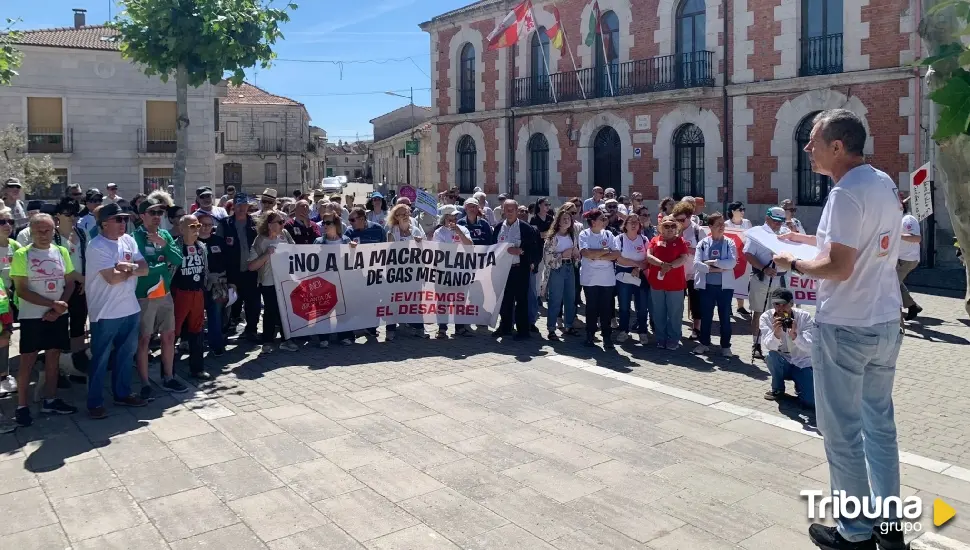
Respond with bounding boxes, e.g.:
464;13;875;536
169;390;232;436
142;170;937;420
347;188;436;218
111;0;296;204
0;18;23;86
0;125;57;194
918;0;970;315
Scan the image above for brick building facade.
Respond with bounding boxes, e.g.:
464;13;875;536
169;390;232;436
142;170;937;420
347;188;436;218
420;0;954;260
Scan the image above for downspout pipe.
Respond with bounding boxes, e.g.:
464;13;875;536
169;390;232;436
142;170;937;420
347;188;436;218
721;0;732;214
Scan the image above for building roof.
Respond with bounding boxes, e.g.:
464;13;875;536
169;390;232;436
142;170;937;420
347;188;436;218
372;122;433;147
420;0;503;28
12;25;121;51
368;104;433;124
326;141;372;155
223;82;303;106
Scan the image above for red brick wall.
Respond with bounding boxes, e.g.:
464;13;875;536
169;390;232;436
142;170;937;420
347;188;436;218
470;20;500;110
748;0;782;81
436;122;454;192
747;95;787;204
855;80;909;180
861;0;909;69
434;28;459;117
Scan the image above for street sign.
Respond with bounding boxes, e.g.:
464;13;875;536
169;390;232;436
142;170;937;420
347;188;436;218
405;140;420;155
911;162;933;221
633;147;642;159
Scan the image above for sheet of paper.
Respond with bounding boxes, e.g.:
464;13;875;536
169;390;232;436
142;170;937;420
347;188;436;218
745;228;821;261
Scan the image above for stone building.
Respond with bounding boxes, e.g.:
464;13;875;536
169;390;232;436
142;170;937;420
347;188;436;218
325;140;372;182
0;9;223;206
370;103;434;192
420;0;956;265
217;83;321;197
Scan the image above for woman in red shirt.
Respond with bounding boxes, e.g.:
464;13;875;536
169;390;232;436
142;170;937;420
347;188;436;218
645;215;692;350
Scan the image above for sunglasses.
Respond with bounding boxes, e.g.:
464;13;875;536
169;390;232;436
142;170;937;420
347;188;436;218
146;209;165;217
323;220;336;226
108;215;129;223
0;219;11;226
674;216;688;222
661;223;679;229
186;223;201;229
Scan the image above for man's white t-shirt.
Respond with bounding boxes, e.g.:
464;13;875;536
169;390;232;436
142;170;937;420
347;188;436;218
433;224;471;244
814;164;902;326
579;228;617;287
899;214;921;262
85;234;144;323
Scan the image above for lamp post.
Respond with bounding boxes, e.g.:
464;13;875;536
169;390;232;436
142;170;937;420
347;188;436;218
385;89;415;188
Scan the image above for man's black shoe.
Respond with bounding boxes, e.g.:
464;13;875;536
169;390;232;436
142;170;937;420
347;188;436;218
808;524;875;550
904;305;922;322
752;344;764;360
871;523;908;550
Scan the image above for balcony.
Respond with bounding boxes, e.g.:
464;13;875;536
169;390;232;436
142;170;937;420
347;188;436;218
27;127;73;154
512;51;715;107
258;137;285;153
138;128;176;154
800;34;843;77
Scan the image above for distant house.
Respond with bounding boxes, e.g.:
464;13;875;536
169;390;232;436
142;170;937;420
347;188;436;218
325;140;372;183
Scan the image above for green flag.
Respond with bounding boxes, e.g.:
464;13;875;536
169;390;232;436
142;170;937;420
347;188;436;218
584;2;599;47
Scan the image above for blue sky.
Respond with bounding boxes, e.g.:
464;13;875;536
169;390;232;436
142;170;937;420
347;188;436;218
16;0;470;141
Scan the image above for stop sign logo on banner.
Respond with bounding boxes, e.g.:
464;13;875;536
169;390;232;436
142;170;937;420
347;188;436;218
910;162;933;221
282;273;347;332
724;229;750;298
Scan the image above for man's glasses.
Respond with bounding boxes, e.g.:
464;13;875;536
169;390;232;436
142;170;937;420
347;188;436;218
0;219;11;226
108;216;128;224
186;223;201;229
146;209;165;217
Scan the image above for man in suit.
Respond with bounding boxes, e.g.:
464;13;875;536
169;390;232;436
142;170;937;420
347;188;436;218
492;199;540;339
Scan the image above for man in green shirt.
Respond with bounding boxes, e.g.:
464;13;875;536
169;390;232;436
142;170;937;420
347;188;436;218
132;192;187;396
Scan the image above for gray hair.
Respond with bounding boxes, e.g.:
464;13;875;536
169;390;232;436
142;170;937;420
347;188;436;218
29;213;55;228
813;109;866;156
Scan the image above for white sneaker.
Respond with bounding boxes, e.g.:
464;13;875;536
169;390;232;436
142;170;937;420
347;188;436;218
279;341;299;352
318;339;329;349
721;347;734;358
615;331;629;344
0;375;17;394
692;344;709;355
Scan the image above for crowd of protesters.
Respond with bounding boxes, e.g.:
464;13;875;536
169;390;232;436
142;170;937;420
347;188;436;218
0;140;923;433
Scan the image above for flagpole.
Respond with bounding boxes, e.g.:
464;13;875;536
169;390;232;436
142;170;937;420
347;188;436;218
597;5;615;97
552;0;587;100
532;23;558;104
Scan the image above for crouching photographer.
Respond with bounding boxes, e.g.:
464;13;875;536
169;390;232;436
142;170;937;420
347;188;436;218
760;288;814;409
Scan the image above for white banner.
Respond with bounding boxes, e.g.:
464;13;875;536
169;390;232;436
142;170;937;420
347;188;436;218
911;162;933;221
270;242;514;338
788;273;819;306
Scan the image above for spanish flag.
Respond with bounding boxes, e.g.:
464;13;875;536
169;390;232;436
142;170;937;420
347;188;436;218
486;0;534;51
546;7;564;50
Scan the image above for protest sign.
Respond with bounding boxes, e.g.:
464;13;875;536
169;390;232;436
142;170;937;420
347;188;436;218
788;273;818;305
399;185;417;202
270;242;514;338
415;189;439;218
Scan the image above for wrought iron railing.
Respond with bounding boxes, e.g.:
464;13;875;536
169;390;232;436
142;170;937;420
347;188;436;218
800;34;843;77
138;128;176;153
27;127;73;153
512;51;715;107
258;137;285;153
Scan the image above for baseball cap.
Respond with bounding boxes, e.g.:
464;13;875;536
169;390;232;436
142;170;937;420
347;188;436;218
138;195;168;214
4;178;21;187
85;189;104;202
766;206;786;222
463;197;480;207
97;202;129;223
26;200;45;212
770;287;794;305
106;182;118;189
196;186;213;197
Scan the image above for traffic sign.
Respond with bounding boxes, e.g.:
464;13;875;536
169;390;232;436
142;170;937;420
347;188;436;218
633;147;642;159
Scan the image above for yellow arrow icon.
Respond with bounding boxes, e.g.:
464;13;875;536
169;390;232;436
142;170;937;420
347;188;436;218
934;498;956;527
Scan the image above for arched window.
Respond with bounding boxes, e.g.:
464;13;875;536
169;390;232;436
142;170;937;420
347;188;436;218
795;113;832;205
456;135;477;194
530;28;552;104
673;124;704;199
675;0;707;87
593;126;621;194
528;133;550;196
595;11;620;96
459;44;476;114
801;0;843;75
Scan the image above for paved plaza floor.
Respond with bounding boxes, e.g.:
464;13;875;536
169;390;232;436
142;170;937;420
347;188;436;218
0;289;967;549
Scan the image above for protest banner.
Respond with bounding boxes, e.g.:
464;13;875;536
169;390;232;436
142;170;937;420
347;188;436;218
270;242;514;338
414;189;439;218
724;228;750;299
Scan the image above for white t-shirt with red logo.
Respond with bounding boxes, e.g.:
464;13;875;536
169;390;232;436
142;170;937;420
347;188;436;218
85;234;144;323
579;228;618;287
433;225;471;245
614;233;648;263
814;164;902;327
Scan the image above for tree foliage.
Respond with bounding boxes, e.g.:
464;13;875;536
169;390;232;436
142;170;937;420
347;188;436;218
0;125;57;193
0;18;23;86
919;0;970;140
110;0;296;87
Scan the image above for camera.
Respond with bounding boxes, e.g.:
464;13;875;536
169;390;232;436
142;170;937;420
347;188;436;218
775;311;794;331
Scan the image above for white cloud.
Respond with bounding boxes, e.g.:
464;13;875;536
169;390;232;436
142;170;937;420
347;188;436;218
295;0;419;35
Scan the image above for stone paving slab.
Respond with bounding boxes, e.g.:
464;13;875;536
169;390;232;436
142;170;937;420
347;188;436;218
0;290;967;549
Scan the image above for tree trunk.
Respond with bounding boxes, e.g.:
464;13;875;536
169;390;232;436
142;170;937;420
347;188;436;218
174;64;189;208
920;5;970;317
